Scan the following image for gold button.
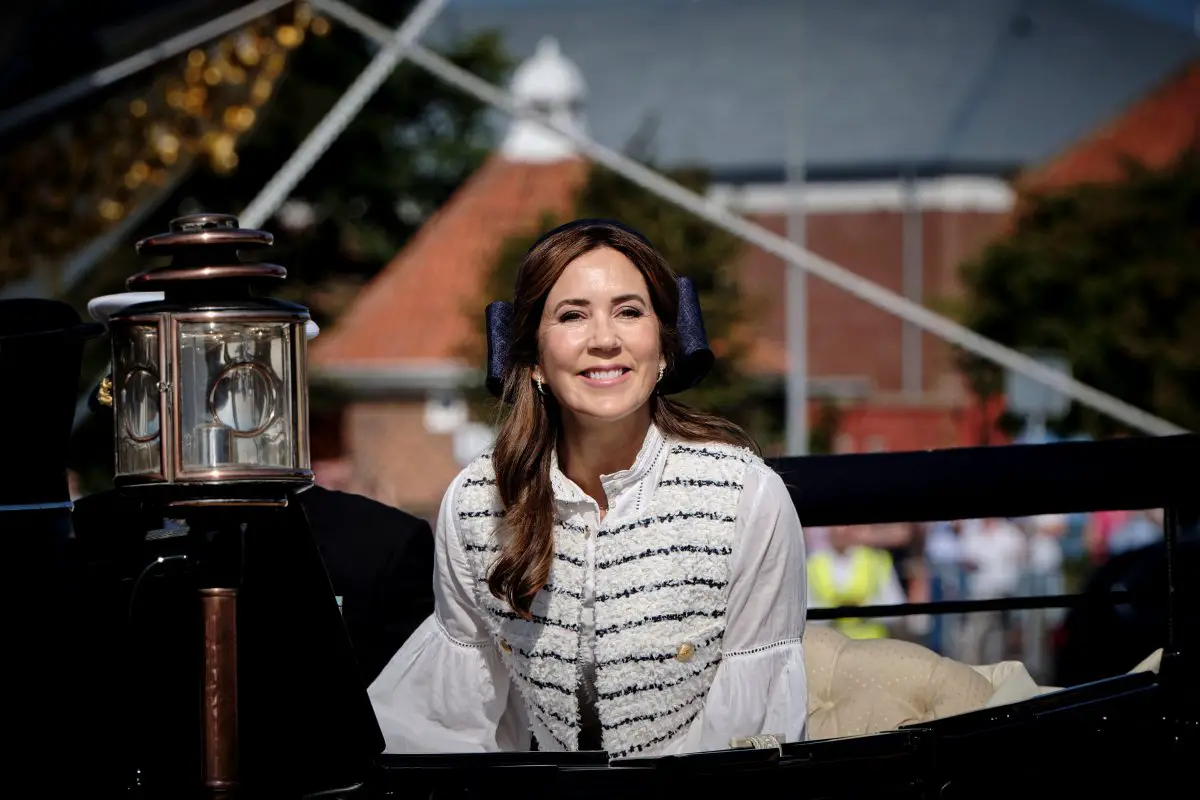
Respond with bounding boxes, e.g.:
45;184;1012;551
676;642;695;662
499;638;512;653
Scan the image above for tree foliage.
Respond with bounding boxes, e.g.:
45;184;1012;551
958;147;1200;436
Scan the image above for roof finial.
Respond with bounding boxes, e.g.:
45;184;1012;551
501;37;587;163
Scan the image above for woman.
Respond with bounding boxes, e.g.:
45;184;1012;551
369;219;807;759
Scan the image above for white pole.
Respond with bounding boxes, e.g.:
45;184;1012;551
239;0;451;229
901;171;924;394
784;3;808;455
328;0;1189;437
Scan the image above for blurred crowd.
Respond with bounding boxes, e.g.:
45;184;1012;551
805;509;1166;681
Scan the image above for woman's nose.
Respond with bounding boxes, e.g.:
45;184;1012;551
588;316;619;349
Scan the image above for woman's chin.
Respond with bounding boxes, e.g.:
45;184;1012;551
562;396;653;427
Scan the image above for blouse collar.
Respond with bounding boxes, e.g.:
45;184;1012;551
550;424;666;506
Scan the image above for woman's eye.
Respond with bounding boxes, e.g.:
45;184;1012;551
617;307;644;319
559;310;584;322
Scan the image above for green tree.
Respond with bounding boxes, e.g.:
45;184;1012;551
958;146;1200;437
466;156;782;447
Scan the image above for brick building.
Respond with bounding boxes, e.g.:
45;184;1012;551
718;179;1013;453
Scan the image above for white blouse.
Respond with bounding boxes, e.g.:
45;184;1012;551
368;427;808;755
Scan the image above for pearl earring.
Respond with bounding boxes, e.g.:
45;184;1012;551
657;364;665;383
535;376;544;395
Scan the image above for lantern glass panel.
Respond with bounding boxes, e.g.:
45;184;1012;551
176;321;295;472
112;323;162;478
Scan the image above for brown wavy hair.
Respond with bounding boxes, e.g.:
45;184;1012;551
487;220;758;615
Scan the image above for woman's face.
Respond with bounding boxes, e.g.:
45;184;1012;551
535;246;664;427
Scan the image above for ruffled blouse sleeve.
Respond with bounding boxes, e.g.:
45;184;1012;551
368;471;529;753
671;463;809;752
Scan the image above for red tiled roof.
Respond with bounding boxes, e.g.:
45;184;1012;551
311;155;589;367
1018;60;1200;195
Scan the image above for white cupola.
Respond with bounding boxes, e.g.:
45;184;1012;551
500;37;587;163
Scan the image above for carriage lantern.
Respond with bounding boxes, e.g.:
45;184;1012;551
107;213;312;495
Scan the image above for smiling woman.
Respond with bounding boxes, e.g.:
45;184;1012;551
369;219;808;759
536;249;662;410
532;248;668;449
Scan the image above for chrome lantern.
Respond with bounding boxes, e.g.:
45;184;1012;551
107;213;312;494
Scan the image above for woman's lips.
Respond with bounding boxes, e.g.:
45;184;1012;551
577;367;631;388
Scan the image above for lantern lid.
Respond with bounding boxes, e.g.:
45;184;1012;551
128;213;286;293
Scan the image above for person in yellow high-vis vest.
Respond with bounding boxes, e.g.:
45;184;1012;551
807;525;907;639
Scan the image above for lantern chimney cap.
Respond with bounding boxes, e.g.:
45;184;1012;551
135;213;273;257
129;212;285;292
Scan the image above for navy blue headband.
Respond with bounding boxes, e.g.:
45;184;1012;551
485;219;714;399
528;217;654;251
